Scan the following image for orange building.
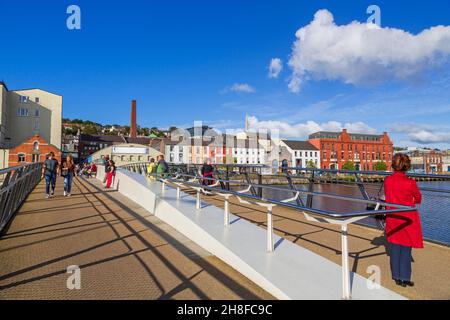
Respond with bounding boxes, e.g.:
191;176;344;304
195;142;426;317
8;135;61;167
308;129;393;171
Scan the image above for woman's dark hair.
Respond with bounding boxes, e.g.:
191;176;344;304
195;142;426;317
392;153;411;172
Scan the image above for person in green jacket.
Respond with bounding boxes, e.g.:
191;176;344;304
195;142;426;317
156;155;169;178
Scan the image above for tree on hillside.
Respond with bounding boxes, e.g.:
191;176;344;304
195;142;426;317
63;127;78;136
83;125;98;135
374;161;388;171
342;161;355;170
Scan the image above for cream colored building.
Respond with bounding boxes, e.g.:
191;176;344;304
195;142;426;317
89;143;161;166
0;82;62;150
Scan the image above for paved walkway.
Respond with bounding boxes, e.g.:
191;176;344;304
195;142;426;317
181;188;450;300
0;177;273;300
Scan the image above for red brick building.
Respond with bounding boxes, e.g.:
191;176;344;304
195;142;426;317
8;135;61;167
308;129;393;171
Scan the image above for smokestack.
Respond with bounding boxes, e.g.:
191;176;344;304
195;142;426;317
130;100;137;138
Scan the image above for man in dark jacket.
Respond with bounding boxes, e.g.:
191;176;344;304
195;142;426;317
42;152;59;198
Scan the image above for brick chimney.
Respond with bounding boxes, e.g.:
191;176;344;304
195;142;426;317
130;100;137;138
159;138;166;154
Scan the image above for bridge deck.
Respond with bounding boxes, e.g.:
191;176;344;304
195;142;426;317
0;177;273;300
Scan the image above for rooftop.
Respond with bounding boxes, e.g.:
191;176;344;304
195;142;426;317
309;130;384;141
282;140;318;151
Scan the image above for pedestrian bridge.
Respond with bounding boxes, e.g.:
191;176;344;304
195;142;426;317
0;164;449;300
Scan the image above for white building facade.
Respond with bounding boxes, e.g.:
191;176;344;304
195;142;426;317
165;142;191;164
280;140;320;170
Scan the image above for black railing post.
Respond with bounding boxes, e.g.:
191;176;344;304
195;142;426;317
258;171;263;198
306;171;315;208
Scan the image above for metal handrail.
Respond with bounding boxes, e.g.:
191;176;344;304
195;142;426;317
161;173;414;213
282;166;450;179
0;163;43;234
159;175;415;219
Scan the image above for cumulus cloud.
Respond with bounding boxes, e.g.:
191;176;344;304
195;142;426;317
222;83;256;94
247;116;377;139
268;58;283;79
288;9;450;92
389;123;450;144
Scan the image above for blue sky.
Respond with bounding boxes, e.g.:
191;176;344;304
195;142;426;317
1;0;449;148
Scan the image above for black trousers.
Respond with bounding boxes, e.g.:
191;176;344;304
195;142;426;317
389;242;412;281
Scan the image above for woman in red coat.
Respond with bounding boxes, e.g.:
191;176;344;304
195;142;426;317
384;153;423;287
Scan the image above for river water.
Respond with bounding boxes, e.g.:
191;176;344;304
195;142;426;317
260;181;450;246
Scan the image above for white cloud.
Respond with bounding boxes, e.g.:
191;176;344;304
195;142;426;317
288;9;450;92
247;116;376;139
389;123;450;144
268;58;283;79
222;83;256;94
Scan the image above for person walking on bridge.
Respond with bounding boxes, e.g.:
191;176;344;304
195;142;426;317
201;159;214;186
42;152;59;198
384;153;423;288
103;155;110;183
62;155;75;197
147;158;157;179
156;155;169;178
105;160;116;189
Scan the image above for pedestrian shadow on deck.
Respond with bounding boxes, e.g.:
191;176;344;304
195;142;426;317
74;177;270;300
0;178;272;300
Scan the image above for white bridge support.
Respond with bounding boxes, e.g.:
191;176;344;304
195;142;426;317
341;224;350;300
96;166;406;300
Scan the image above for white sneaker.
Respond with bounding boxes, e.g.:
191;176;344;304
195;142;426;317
64;191;67;197
67;193;71;197
45;194;50;199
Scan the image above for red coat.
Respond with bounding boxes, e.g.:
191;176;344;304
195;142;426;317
384;172;423;248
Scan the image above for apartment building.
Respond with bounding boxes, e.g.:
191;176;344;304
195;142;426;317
0;81;62;168
308;129;393;171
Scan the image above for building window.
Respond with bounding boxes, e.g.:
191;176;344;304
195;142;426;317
32;154;39;163
17;108;29;117
18;153;26;162
34;109;40;117
33;141;39;150
19;96;29;103
35;97;40;103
